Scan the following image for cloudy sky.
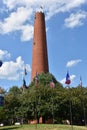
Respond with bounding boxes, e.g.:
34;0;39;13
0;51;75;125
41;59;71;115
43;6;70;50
0;0;87;90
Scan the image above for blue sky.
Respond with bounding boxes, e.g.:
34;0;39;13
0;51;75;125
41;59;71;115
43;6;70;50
0;0;87;90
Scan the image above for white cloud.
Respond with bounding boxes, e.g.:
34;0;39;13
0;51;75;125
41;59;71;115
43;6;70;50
3;0;86;11
0;7;33;33
70;74;76;80
0;56;31;80
45;0;86;20
60;74;76;84
1;0;87;41
2;0;87;20
0;50;11;60
64;0;86;11
66;59;82;67
64;11;87;28
21;25;33;41
0;6;33;41
3;0;38;10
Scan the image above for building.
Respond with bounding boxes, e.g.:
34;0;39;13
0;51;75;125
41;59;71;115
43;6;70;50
31;10;49;80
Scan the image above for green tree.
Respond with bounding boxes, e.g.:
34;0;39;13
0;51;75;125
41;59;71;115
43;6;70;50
4;86;22;124
0;73;87;126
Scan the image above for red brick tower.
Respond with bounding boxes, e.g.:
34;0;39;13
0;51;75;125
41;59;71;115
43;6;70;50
31;11;49;80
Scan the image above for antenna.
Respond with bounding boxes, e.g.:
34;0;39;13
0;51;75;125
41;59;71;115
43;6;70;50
39;5;43;12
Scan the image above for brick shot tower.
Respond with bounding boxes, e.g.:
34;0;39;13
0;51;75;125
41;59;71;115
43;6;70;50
31;10;49;80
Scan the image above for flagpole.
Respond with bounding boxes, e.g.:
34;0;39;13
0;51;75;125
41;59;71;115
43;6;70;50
50;80;55;125
68;85;73;130
35;72;38;129
80;77;86;126
66;85;73;130
21;66;28;125
65;71;73;130
35;87;37;129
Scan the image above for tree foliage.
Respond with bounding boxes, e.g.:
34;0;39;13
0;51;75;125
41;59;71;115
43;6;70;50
0;73;87;125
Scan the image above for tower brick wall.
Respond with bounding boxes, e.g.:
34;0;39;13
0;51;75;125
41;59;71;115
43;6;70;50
31;11;49;80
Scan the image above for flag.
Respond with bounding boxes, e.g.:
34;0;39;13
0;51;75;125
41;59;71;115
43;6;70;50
80;76;82;87
35;72;38;86
65;71;71;85
0;95;4;106
50;80;55;88
24;67;27;75
0;60;3;67
23;78;27;88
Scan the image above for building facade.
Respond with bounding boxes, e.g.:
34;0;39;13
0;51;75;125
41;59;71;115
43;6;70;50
31;11;49;80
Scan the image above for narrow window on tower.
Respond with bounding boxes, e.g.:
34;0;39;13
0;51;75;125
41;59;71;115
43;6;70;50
33;42;35;45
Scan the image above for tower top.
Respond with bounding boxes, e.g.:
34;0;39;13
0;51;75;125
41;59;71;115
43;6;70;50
37;6;43;13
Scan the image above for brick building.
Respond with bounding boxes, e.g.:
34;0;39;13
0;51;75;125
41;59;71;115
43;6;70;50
31;11;49;80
